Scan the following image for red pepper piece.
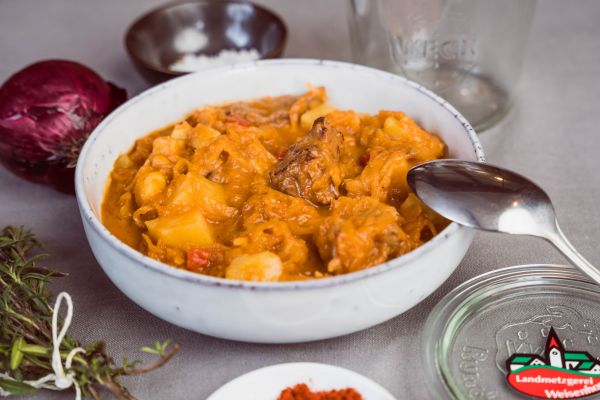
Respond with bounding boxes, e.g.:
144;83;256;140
186;248;211;272
276;147;289;160
225;116;251;127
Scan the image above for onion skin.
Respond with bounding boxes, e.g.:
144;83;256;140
0;60;127;193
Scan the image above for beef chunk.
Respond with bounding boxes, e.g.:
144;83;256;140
315;197;414;274
268;117;342;206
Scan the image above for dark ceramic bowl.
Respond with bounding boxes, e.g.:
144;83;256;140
125;0;287;84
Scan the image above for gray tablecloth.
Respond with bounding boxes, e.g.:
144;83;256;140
1;1;599;398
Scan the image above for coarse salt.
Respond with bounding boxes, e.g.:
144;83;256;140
173;28;208;54
169;49;261;73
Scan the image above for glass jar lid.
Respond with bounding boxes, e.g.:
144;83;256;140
423;264;600;399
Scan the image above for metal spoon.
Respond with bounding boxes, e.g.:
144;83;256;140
407;159;600;283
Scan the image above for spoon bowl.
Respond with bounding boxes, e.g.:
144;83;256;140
408;160;600;284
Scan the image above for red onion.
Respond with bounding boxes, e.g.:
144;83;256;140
0;60;127;193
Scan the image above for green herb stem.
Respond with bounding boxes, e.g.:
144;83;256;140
0;226;179;399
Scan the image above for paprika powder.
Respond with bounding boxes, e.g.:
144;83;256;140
277;383;363;400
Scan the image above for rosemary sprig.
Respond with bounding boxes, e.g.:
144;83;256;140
0;226;180;399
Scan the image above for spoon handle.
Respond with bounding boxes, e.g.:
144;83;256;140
547;221;600;284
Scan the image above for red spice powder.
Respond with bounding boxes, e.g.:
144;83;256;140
278;383;363;400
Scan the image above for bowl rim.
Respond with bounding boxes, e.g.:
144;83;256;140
124;0;288;77
75;58;485;292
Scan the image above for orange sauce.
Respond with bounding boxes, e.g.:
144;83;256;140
101;87;447;282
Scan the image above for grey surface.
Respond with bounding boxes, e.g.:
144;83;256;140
1;0;599;399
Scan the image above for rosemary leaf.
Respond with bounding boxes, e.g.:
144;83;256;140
0;378;36;396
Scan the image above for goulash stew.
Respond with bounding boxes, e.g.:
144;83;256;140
102;87;448;282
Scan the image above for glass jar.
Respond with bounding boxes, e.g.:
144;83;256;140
348;0;537;131
423;264;600;399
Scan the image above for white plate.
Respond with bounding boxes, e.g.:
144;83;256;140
207;362;397;400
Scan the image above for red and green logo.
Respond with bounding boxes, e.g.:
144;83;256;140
506;327;600;398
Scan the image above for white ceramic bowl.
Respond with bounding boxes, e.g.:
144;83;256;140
75;59;484;343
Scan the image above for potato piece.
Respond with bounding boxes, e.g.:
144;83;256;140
225;251;282;282
168;173;226;206
166;172;236;221
171;121;193;139
115;154;135;169
135;171;167;205
383;116;410;140
151;136;171;154
145;209;213;249
152;135;186;156
300;103;335;131
150;154;173;171
190;124;221;149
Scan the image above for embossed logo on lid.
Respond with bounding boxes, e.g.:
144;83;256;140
506;327;600;398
